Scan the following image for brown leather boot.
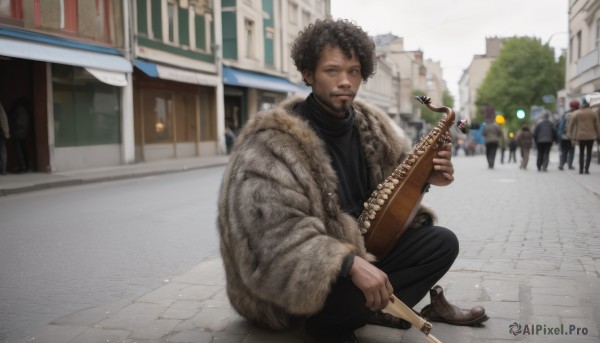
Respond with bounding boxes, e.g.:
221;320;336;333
420;285;488;326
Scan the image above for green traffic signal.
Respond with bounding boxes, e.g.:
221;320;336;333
516;109;526;119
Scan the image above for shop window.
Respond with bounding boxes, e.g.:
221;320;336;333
52;64;121;147
174;93;196;142
199;91;215;141
142;89;173;144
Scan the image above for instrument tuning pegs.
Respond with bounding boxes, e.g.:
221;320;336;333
414;95;432;106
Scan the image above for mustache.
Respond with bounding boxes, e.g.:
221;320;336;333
330;90;356;97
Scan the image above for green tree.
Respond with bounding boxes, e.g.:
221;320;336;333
442;90;455;109
475;37;564;133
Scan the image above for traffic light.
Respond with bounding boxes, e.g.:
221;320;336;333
495;115;505;125
516;109;526;119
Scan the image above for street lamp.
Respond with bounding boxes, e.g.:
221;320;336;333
545;32;568;44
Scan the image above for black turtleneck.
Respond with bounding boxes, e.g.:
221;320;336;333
295;94;370;218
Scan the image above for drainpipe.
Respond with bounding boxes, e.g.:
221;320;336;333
121;0;135;164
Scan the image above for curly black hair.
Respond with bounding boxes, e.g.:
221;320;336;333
291;19;377;86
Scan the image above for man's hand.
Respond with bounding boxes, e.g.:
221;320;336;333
429;143;454;186
349;256;393;311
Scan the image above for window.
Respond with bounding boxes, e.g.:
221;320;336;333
199;91;215;141
174;93;196;142
95;0;110;40
167;0;178;43
60;0;78;33
245;18;255;58
0;0;23;19
142;89;173;144
577;30;582;59
596;18;600;49
34;0;40;26
52;65;121;147
570;36;575;62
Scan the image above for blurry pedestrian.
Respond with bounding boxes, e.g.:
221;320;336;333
516;124;533;170
0;102;9;175
507;134;517;163
499;131;506;164
9;98;32;173
533;112;557;172
556;100;578;170
482;120;503;169
568;96;600;174
224;123;236;155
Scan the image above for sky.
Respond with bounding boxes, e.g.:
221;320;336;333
330;0;569;105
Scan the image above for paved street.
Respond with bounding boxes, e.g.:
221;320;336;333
2;150;600;343
0;167;224;340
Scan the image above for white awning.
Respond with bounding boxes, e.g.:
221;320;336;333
155;64;219;86
85;67;128;87
0;37;131;86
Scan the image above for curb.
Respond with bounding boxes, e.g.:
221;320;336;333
0;161;229;196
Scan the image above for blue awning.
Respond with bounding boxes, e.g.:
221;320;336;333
223;66;308;94
134;59;159;77
134;59;219;86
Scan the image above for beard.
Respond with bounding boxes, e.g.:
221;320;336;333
313;90;355;115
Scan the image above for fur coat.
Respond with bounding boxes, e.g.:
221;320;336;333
217;96;437;330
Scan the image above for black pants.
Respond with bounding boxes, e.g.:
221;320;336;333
559;139;575;168
305;226;459;339
536;142;552;171
508;148;517;163
579;140;594;172
485;142;499;168
14;137;28;172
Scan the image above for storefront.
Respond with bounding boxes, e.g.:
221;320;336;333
133;59;219;162
222;66;308;131
0;27;132;172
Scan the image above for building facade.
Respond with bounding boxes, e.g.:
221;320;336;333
566;0;600;100
357;56;400;124
0;0;133;172
220;0;328;133
132;0;221;161
458;37;504;122
0;0;333;172
1;1;459;172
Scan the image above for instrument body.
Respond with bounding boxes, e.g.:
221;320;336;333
358;96;455;260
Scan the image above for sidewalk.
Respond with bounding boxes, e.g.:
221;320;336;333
0;155;230;196
5;152;600;343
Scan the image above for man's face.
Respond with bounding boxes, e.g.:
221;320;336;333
302;45;362;118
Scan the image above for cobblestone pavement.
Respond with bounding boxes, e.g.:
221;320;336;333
5;151;600;343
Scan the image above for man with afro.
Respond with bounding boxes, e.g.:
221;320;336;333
217;19;487;342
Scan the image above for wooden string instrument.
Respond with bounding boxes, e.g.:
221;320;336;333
384;294;442;343
358;96;464;260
